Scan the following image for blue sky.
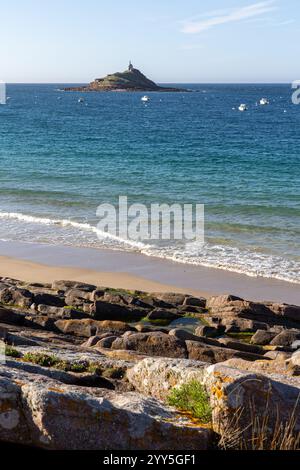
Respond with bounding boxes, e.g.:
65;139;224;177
0;0;298;83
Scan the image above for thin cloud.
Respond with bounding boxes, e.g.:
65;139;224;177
181;1;277;34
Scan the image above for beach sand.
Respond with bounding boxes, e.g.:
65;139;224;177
0;240;299;304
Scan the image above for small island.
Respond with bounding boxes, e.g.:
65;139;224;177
64;62;188;92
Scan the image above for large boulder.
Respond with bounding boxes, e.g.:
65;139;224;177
52;280;96;293
127;358;207;400
186;341;267;364
269;304;300;323
217;338;263;355
112;333;187;359
91;301;146;322
0;307;24;326
0;287;33;308
250;329;277;345
55;319;135;338
0;366;212;450
270;330;300;347
34;292;65;308
203;364;300;446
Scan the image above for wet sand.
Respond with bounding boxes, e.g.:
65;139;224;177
0;240;299;304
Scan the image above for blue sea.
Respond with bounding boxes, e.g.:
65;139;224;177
0;84;299;283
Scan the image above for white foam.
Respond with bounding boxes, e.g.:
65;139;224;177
0;210;299;284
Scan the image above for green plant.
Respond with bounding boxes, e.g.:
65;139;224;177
22;352;59;368
167;381;212;424
5;346;22;358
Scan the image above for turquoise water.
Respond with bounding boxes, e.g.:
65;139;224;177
0;84;299;283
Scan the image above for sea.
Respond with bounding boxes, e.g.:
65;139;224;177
0;83;299;284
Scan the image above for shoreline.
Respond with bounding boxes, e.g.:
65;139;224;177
0;240;299;305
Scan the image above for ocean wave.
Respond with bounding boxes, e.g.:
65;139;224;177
0;210;299;284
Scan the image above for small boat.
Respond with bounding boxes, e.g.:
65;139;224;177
259;98;269;106
78;98;84;103
141;95;150;102
238;104;248;112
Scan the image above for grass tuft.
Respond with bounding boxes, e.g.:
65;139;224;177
167;381;212;424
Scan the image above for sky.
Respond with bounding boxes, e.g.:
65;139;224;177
0;0;298;83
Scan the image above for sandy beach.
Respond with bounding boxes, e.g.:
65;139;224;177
0;240;299;305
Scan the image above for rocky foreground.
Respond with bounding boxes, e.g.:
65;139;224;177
0;277;300;450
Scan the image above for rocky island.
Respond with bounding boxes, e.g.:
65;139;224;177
0;276;300;450
64;62;188;92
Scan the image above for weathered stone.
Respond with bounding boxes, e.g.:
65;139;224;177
81;336;104;348
203;364;300;444
186;341;267;364
55;319;135;338
270;330;300;347
153;293;187;307
97;336;118;349
25;316;57;331
127;358;207;400
0;366;212;450
0;307;24;326
269;303;300;323
251;329;277;345
183;296;206;308
135;324;168;334
112;333;187;359
92;301;146;322
146;309;180;321
195;325;225;338
34;292;65;308
206;294;243;309
52;280;96;292
217;338;263;355
0;287;33;308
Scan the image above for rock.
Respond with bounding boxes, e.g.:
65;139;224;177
264;350;291;361
183;296;206;308
90;289;106;302
96;336;118;349
153;293;187;307
146;309;180;321
0;307;24;326
34;292;65;308
112;333;187;359
292;340;300;351
65;289;93;306
169;328;203;342
92;301;145;322
195;325;225;338
204;363;300;444
38;305;87;320
186;341;267;364
81;336;104;348
250;329;277;345
0;365;212;450
206;294;243;309
269;303;300;323
25;316;57;331
0;287;33;308
127;358;207;401
135;324;168;334
270;330;300;347
55;319;135;338
221;317;269;333
217;338;263;355
287;350;300;368
52;280;96;293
